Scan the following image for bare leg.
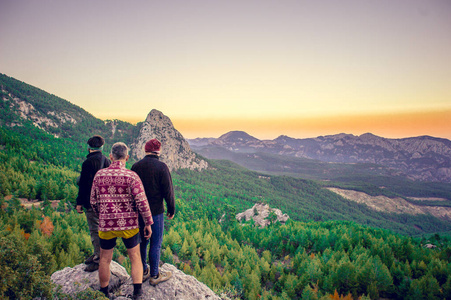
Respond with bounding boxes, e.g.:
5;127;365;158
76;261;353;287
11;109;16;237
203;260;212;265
99;248;114;288
127;244;143;284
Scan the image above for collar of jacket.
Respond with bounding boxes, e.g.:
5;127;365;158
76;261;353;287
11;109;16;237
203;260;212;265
145;154;160;159
109;160;126;169
86;151;103;159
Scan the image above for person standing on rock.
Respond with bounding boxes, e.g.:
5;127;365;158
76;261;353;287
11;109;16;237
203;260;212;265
131;138;175;285
76;135;111;272
90;142;153;299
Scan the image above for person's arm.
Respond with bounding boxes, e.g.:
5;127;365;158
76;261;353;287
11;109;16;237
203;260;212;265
76;160;94;211
89;175;100;215
161;166;175;218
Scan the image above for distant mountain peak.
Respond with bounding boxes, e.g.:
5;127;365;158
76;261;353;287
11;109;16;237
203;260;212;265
218;130;259;141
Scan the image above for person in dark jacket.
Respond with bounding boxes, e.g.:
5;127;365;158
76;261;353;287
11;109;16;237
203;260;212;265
76;135;111;272
131;138;175;285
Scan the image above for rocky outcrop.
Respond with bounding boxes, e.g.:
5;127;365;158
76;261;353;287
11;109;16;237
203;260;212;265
51;261;220;300
189;131;451;183
130;109;208;171
236;203;289;228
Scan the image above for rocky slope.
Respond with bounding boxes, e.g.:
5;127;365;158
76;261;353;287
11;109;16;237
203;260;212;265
51;261;220;299
130;109;208;171
189;131;451;182
0;73;135;145
327;187;451;222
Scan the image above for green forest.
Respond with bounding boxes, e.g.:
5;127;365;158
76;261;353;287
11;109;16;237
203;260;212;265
1;73;451;299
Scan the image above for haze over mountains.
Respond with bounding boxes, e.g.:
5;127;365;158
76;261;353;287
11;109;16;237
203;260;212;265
189;131;451;183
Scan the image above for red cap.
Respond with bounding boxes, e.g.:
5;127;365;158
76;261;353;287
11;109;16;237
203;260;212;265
145;139;161;153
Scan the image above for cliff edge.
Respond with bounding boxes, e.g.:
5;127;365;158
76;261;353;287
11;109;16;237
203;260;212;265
51;261;219;299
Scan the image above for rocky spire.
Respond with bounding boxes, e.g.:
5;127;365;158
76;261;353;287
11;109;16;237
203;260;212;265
130;109;208;171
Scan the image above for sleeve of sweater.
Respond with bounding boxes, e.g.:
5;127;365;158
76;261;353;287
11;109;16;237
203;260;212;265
90;175;99;215
161;165;175;216
131;173;154;226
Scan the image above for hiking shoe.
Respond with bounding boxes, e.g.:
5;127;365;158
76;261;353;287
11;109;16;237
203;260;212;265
84;254;96;264
142;264;151;282
84;262;99;272
149;271;172;286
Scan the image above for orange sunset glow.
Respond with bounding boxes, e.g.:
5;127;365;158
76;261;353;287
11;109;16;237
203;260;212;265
1;0;450;140
169;109;451;140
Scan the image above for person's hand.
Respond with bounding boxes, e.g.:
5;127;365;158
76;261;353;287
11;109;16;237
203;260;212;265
76;205;84;214
144;225;152;239
166;212;174;220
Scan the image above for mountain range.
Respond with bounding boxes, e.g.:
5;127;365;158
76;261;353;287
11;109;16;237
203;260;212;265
189;130;451;183
2;71;451;185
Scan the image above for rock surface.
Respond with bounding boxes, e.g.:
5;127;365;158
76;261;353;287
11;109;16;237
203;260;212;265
51;261;220;300
130;109;208;171
236;203;289;228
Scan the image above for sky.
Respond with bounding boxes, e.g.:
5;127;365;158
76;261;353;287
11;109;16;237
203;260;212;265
1;0;450;140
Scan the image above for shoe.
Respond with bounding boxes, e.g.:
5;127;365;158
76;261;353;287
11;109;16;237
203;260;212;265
84;262;99;272
149;271;172;286
142;264;151;282
84;254;96;264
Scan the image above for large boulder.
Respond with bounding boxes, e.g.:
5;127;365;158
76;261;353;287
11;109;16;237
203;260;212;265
236;203;289;228
51;261;220;299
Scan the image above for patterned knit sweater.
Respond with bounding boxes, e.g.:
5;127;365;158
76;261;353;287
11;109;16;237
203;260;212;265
90;161;153;232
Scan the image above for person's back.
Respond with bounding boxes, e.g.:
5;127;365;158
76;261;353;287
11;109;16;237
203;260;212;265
131;154;175;216
92;160;152;232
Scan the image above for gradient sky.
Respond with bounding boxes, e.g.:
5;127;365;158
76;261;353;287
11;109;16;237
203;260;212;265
1;0;450;139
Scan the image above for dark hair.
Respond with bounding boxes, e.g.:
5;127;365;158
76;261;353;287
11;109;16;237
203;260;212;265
87;135;105;148
111;142;129;160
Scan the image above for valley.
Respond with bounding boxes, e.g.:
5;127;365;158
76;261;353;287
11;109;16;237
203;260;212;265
2;72;451;299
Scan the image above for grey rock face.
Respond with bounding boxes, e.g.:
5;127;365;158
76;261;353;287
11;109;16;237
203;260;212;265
51;261;128;295
51;261;220;300
130;109;208;171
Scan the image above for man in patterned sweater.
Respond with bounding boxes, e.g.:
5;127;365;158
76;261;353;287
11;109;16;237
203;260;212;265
90;142;153;300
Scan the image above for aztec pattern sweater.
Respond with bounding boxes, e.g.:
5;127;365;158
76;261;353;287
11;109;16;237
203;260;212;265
90;161;153;232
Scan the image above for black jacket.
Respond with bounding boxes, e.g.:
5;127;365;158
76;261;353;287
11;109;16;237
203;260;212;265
131;154;175;217
76;151;111;209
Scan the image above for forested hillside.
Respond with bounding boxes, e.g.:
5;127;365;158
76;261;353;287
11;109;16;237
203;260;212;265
0;73;139;149
1;120;451;299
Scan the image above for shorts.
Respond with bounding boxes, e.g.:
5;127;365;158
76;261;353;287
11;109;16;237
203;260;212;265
99;232;142;250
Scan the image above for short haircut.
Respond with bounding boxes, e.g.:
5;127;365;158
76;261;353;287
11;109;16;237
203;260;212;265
87;135;105;148
111;142;129;160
